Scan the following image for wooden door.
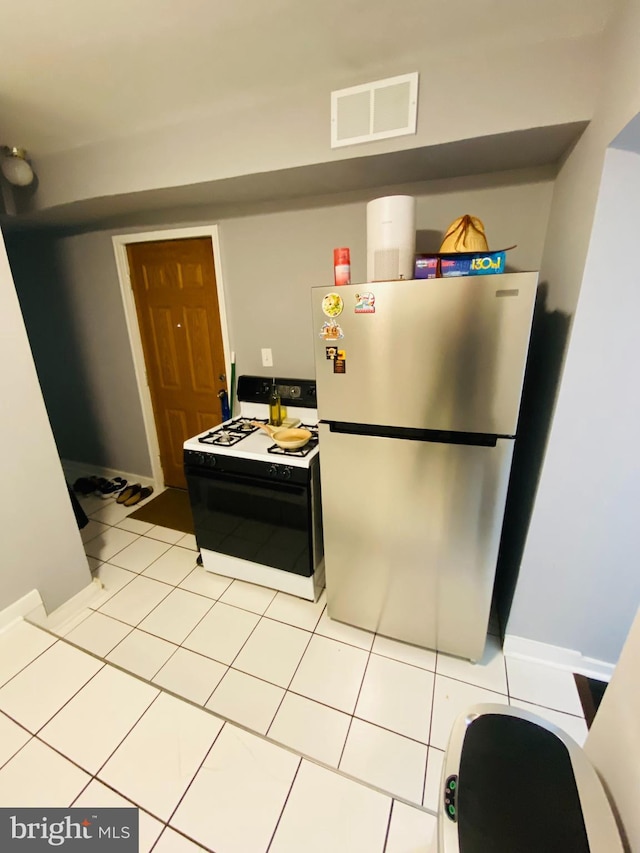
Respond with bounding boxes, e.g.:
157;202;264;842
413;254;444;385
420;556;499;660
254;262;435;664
127;237;227;489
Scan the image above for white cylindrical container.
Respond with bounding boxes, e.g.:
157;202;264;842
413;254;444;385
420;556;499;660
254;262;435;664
366;195;416;282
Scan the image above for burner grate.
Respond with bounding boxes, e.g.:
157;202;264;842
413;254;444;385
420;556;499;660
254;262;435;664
197;417;268;446
228;417;267;434
198;430;245;447
267;434;319;458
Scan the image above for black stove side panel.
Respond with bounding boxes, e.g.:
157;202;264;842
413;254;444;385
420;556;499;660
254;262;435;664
237;375;317;408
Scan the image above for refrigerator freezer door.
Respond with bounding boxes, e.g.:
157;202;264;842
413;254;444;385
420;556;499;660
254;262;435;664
319;424;514;660
312;273;537;435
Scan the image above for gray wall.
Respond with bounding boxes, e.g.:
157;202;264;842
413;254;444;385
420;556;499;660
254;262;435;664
8;232;152;477
508;146;640;663
0;229;91;613
221;170;553;379
506;0;640;663
33;34;597;213
7;168;554;476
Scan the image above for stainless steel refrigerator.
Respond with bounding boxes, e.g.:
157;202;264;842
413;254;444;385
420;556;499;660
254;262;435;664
312;273;537;660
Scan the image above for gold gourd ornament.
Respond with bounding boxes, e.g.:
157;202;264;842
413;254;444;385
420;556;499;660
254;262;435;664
439;215;489;253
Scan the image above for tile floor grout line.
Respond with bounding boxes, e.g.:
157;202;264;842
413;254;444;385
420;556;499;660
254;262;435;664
190;602;269;709
100;569;186;633
85;532;144;563
80;620;137;659
369;648;437;675
200;672;227;713
30;731;104;781
350;644;373;719
66;758;170;832
108;539;174;574
41;606;95;639
0;734;32;775
34;660;108;738
0;650;106;740
504;693;587;719
422;651;440;806
281;686;358;720
0;711;33;773
105;628;176;678
92;690;164;782
97;565;186;597
220;603;284;675
100;559;230;611
264;620;317;739
149;641;197;693
433;669;509;698
90;567;141;611
421;750;432;812
59;619;136;662
138;585;216;646
313;625;375;653
0;632;61;692
381;798;396;853
265;756;303;853
69;774;99;808
164;720;227;830
151;824;214;853
336;646;373;772
138;564;199;591
147;640;183;683
349;713;433;749
82;772;168;829
310;625;373;657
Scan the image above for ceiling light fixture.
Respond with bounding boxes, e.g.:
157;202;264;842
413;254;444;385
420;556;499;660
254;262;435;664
0;147;35;187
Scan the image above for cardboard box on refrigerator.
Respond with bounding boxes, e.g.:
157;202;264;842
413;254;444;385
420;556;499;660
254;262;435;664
415;250;507;278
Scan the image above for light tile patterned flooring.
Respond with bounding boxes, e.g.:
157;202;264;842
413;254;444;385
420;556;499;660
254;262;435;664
0;489;589;851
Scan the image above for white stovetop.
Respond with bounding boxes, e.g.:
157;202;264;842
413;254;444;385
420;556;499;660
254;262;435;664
183;403;319;468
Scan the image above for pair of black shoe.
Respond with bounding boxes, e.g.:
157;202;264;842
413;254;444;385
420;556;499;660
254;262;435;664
73;476;127;499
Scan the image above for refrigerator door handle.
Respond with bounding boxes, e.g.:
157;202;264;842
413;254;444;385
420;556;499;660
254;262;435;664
324;420;503;447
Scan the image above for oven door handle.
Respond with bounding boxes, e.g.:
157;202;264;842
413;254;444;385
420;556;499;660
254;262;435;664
184;465;307;498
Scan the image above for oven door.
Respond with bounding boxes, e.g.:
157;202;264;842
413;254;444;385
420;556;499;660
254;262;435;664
185;465;314;577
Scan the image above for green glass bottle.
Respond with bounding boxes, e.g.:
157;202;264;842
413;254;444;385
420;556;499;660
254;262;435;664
268;384;282;426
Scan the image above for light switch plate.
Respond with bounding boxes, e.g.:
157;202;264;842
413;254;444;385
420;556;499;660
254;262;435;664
261;348;273;367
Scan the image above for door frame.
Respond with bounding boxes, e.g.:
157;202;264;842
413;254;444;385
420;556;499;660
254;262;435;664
112;225;231;489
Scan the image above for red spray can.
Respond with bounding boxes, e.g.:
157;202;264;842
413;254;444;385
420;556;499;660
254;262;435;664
333;248;351;286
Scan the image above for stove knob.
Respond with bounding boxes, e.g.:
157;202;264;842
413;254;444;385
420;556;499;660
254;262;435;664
206;455;217;468
282;467;292;480
268;465;278;477
189;452;206;466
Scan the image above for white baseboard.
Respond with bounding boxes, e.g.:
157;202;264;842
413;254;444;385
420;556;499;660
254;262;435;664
26;579;103;636
0;590;44;633
61;458;157;492
503;634;616;682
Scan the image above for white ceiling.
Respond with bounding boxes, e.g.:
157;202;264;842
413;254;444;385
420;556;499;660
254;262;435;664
1;0;617;159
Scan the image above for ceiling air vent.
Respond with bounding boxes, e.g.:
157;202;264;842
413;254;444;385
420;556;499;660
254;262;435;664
331;72;419;149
